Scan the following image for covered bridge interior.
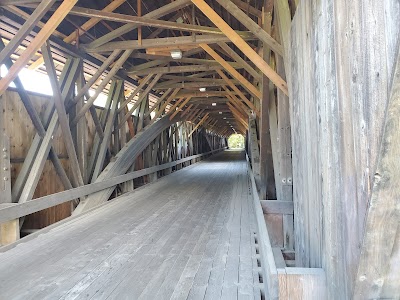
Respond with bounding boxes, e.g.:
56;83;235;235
0;0;399;299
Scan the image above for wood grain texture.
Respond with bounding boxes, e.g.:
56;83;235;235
289;1;400;298
0;151;262;300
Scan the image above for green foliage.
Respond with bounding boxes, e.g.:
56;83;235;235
228;134;245;149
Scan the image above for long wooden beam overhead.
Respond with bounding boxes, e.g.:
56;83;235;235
0;0;78;95
28;0;126;70
87;0;192;49
127;64;232;76
215;0;283;56
191;0;288;96
129;57;242;72
154;81;227;90
43;6;254;38
176;90;237;98
0;0;55;64
83;34;256;53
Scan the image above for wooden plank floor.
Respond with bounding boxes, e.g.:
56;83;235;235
0;150;262;300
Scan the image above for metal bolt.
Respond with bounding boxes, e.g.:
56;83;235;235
3;177;8;181
287;177;292;184
3;154;7;159
3;167;8;171
2;148;6;152
282;178;286;184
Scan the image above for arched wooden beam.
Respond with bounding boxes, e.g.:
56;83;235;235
73;115;182;214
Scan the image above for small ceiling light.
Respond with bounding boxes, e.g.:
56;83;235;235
199;87;206;92
170;49;182;60
212;102;216;106
223;117;226;119
219;111;222;114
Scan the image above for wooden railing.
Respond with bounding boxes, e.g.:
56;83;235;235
246;154;327;299
0;148;225;224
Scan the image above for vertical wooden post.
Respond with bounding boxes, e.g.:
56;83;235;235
275;9;294;250
0;95;19;245
259;1;276;200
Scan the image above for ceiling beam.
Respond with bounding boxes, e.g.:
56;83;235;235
56;6;253;38
191;0;288;96
215;0;283;56
0;0;55;63
128;64;229;76
28;0;126;70
0;0;78;95
87;0;192;49
82;34;256;53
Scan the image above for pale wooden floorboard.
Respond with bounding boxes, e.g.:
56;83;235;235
0;150;261;300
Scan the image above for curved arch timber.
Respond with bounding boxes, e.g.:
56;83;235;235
73;115;182;214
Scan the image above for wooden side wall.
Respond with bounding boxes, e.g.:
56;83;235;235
289;1;400;298
2;90;96;229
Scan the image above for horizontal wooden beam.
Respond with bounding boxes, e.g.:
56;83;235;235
82;34;256;53
260;200;294;214
57;6;253;38
87;0;193;49
128;64;231;76
176;90;235;98
0;148;225;224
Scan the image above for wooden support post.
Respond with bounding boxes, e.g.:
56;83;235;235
76;71;88;184
42;42;84;187
275;18;294;249
259;2;276;200
92;80;123;182
191;0;288;95
0;96;18;246
12;58;81;204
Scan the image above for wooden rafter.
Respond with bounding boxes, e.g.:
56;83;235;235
0;0;78;95
201;43;261;99
28;0;126;70
191;0;288;96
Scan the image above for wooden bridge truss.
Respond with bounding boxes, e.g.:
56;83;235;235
0;0;398;299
